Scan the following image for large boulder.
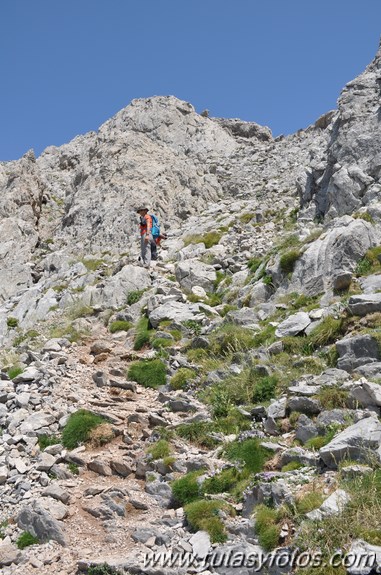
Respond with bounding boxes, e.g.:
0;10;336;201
348;293;381;316
288;218;378;296
17;502;66;546
149;300;201;328
275;312;311;337
319;415;381;469
87;264;151;309
336;334;381;372
175;259;217;292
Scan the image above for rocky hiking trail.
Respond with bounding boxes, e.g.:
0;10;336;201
0;316;216;574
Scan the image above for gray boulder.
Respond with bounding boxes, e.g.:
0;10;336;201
175;259;217;292
336;334;380;372
288;218;378;296
348;293;381;316
149;300;201;328
18;502;66;546
275;312;311;337
319;415;381;468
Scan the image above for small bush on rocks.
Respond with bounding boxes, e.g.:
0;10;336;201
133;316;151;350
38;434;60;450
128;359;166;388
184;231;222;249
172;470;205;506
127;289;145;305
147;439;171;460
6;316;18;328
109;320;133;333
209;324;255;356
254;504;281;551
61;409;107;449
7;365;23;379
224;438;271;473
184;499;234;543
88;564;122;575
280;249;302;274
16;531;39;549
170;368;196;390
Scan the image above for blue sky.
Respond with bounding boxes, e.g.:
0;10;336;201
1;1;380;161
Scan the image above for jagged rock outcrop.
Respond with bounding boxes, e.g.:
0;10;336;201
299;39;381;220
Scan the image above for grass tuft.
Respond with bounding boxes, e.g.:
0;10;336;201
128;359;166;388
61;409;107;449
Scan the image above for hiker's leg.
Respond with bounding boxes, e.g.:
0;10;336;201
151;238;158;261
144;234;152;267
140;236;147;264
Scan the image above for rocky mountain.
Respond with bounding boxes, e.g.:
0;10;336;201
0;39;380;575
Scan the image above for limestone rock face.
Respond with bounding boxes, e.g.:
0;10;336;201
299;40;381;220
289;217;379;296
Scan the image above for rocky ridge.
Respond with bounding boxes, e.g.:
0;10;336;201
0;40;380;575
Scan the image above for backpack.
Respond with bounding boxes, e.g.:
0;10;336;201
150;214;161;238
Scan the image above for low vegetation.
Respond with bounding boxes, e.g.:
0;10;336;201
183;230;223;249
133;316;151;350
16;531;39;549
108;320;133;333
170;367;196;390
61;409;107;449
295;471;381;575
184;498;234;543
147;439;171;460
128;359;166;388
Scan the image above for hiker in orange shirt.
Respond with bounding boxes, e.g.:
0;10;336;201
137;207;157;267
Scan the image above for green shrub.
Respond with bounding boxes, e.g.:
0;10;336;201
295;491;325;514
182;319;202;335
279;250;302;274
7;365;23;379
296;470;381;575
224;438;270;473
317;386;349;409
308;316;345;348
305;425;340;450
170;368;196;390
184;231;222;249
0;520;8;539
172;470;204;505
151;337;172;350
68;462;79;475
147;439;170;460
6;316;18;328
254;504;281;551
252;374;278;403
109;320;133;333
240;213;255;224
201;467;240;495
252;323;277;347
133;316;151;350
209;324;255;356
355;246;381;277
184;499;232;543
128;359;166;388
127;290;145;306
282;461;303;472
175;422;219;449
61;409;106;449
81;258;104;271
38;434;60;450
16;531;39;549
